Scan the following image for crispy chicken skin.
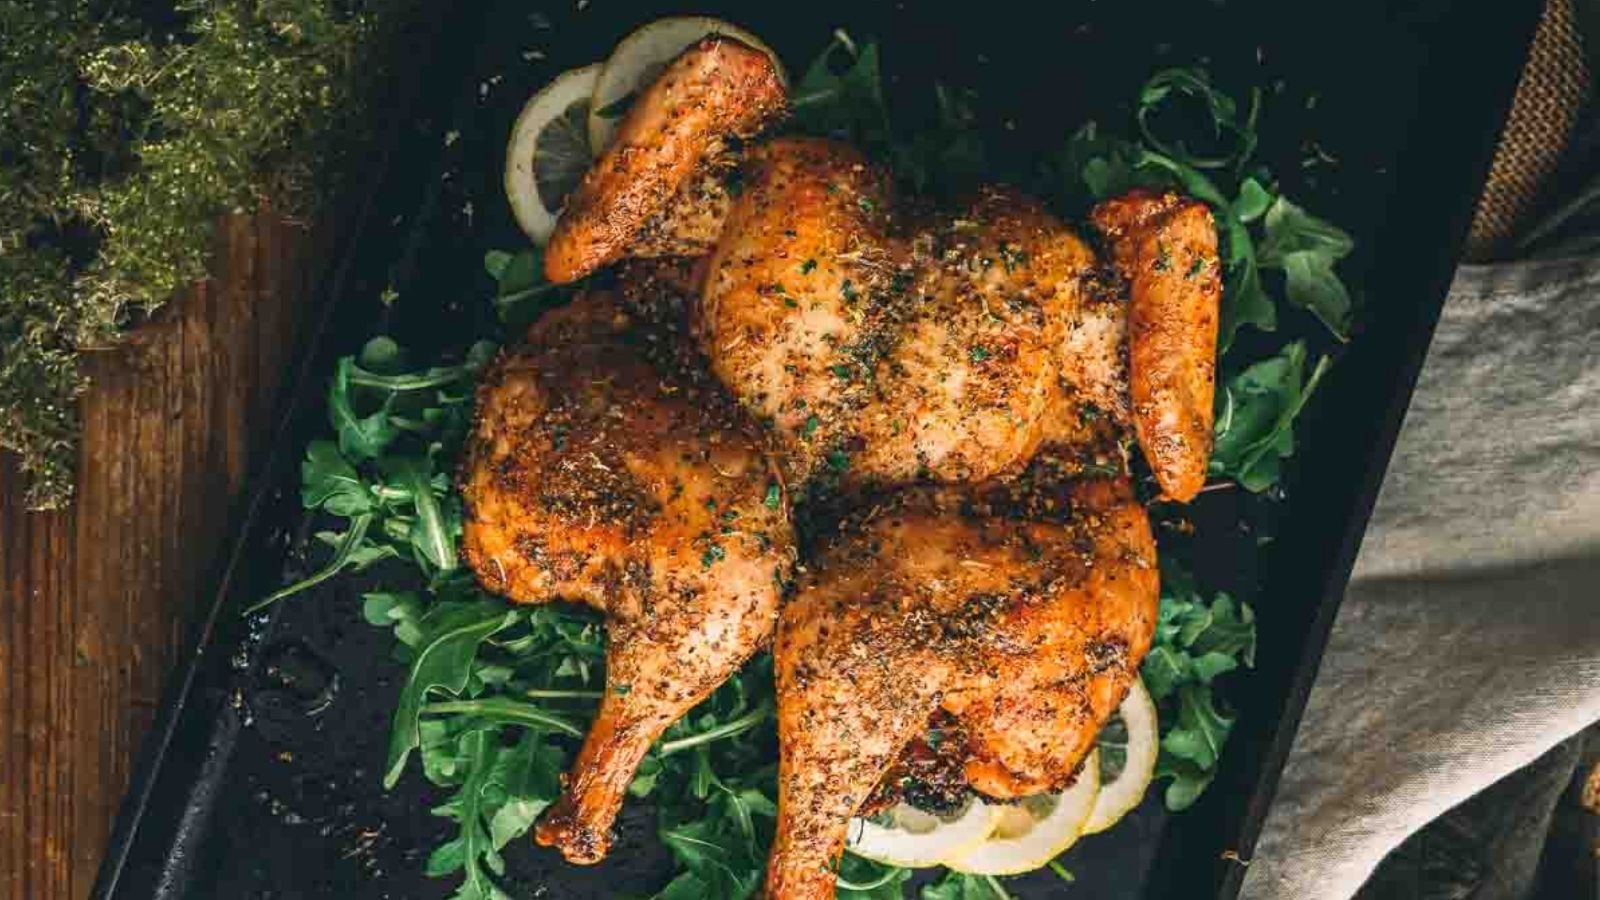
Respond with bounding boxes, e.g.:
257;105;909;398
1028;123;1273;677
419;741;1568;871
699;137;898;482
1091;189;1221;502
458;295;794;864
700;137;1105;487
544;36;786;283
766;475;1158;899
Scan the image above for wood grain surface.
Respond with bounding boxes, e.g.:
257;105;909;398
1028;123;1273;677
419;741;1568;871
0;212;324;900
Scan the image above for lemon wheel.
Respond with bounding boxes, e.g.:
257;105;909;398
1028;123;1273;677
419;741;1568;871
504;62;600;244
1084;678;1159;834
846;797;1001;869
941;751;1102;876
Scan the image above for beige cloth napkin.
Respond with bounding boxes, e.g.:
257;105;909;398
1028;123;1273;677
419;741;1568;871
1240;255;1600;899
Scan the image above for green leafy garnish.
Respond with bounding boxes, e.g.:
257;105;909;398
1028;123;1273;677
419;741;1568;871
1141;561;1257;810
384;598;519;788
790;30;892;149
920;871;1015;899
1054;66;1355;350
1211;341;1333;492
248;336;490;615
485;247;575;328
1257;197;1356;338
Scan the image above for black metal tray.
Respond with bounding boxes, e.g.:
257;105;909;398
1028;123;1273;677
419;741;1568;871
92;1;1543;897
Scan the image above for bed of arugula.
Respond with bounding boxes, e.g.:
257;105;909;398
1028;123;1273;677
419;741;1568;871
256;30;1354;900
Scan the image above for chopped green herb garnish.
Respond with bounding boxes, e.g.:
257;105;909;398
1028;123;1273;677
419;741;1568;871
701;543;727;568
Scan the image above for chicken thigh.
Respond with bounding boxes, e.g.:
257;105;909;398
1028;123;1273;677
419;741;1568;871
765;472;1159;899
459;294;795;863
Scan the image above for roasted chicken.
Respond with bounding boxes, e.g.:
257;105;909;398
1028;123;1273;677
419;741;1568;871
458;294;795;863
480;32;1222;895
766;472;1159;899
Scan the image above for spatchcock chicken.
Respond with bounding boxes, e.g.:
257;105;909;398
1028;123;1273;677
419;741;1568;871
461;32;1221;900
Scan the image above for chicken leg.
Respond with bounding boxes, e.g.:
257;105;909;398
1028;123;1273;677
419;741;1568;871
766;474;1159;898
458;294;795;863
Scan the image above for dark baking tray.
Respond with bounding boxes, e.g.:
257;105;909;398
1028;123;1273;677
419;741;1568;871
92;1;1543;897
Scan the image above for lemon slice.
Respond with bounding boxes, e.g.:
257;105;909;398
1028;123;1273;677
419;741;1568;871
505;62;600;244
1084;678;1159;834
847;797;1002;869
941;751;1101;876
586;16;787;155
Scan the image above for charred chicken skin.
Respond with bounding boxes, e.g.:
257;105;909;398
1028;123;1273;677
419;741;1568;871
458;294;795;864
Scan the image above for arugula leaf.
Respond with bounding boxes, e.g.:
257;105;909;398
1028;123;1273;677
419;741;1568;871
244;515;376;615
790;31;891;149
1257;196;1356;339
380;453;459;573
424;725;565;900
485;247;568;329
363;591;428;648
892;84;988;193
425;728;511;900
419;695;586;739
1160;683;1234;770
658;815;766;899
1211;341;1333;491
1141;561;1257;811
300;439;372;516
835;854;912;898
1136;67;1259;171
921;871;1014;899
328;357;398;460
384;600;520;788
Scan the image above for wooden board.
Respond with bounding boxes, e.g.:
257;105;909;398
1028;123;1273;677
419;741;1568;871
0;212;324;900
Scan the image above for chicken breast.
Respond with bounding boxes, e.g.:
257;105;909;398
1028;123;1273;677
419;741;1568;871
700;137;1106;489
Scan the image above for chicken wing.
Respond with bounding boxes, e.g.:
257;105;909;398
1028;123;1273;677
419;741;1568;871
766;474;1158;899
1091;189;1221;502
459;294;795;863
545;36;786;283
